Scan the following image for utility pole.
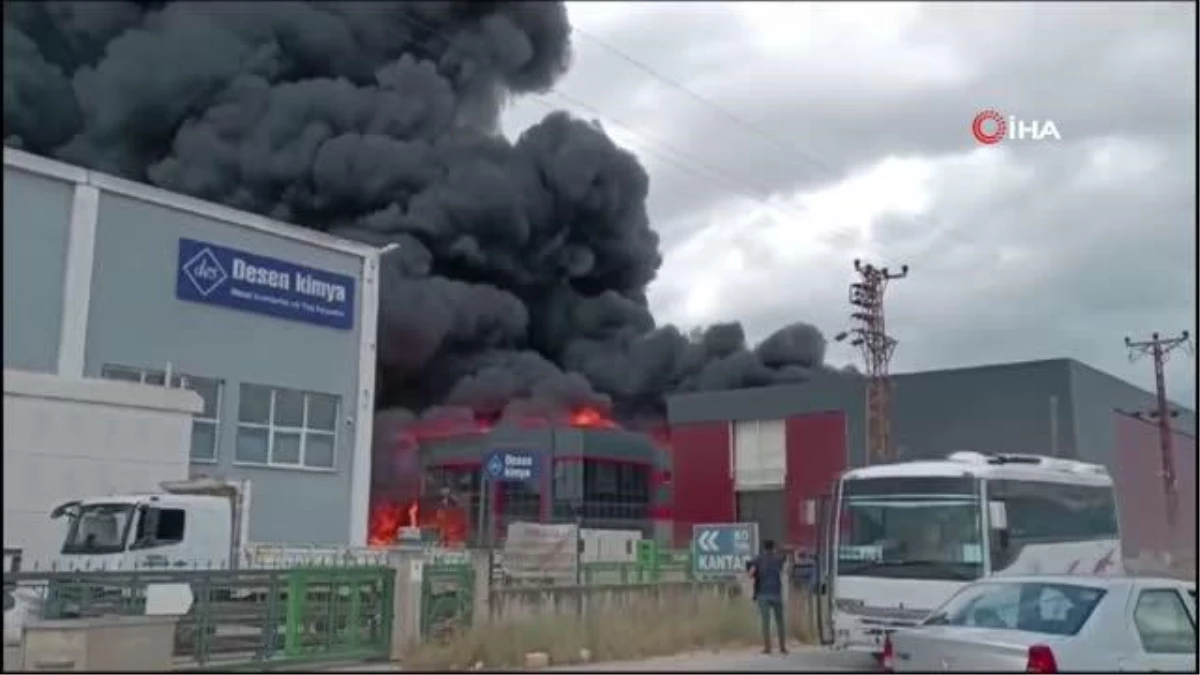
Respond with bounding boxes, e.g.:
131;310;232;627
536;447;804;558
1123;331;1193;551
836;259;909;465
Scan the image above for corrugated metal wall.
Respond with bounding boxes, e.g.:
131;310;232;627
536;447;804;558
1115;412;1197;563
785;411;848;550
670;421;734;545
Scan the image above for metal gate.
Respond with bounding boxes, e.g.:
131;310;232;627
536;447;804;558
420;562;475;641
3;565;394;669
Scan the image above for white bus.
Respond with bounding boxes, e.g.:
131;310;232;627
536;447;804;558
824;451;1122;656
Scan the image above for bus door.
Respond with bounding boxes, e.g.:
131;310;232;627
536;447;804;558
813;490;837;645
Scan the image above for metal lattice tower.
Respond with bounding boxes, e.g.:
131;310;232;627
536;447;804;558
1124;331;1193;547
836;259;909;465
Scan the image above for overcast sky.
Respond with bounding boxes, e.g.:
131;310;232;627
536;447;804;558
502;1;1197;408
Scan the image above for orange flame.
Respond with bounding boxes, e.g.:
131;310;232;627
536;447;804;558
569;406;618;429
368;500;404;547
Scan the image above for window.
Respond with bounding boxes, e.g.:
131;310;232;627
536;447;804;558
61;503;136;555
131;507;186;550
235;384;339;469
575;460;650;526
428;466;483;542
837;476;983;581
100;365;222;463
498;480;542;535
1134;589;1197;654
986;479;1119;572
553;461;583;505
923;581;1107;637
733;419;786;489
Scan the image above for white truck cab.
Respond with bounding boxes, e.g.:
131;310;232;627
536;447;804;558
50;478;250;570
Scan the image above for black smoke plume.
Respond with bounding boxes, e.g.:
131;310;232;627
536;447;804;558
4;1;845;427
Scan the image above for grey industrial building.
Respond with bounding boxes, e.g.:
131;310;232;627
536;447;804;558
665;358;1197;552
3;148;382;546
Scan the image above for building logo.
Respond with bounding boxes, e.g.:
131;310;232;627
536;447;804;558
486;455;505;479
972;109;1061;145
175;237;357;330
181;247;229;297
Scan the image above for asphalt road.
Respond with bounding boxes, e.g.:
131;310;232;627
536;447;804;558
551;645;880;672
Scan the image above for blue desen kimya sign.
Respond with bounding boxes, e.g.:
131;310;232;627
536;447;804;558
691;522;759;578
176;238;356;330
484;450;541;483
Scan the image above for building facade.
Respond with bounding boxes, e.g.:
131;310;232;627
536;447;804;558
665;358;1197;554
4;148;382;546
372;420;670;543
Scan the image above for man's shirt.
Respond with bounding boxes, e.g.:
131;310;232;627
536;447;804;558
748;551;785;598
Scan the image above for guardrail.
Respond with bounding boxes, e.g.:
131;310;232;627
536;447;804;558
3;565;393;670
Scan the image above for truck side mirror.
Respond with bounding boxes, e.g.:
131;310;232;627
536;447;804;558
50;501;82;521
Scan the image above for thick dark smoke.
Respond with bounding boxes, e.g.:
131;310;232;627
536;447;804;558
5;1;846;428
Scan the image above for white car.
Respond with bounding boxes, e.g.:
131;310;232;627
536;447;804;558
885;575;1196;673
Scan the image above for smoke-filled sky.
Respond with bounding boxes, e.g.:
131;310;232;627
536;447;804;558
5;1;1195;412
4;1;845;422
502;2;1197;409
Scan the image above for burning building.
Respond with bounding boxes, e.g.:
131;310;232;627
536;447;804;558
368;407;671;547
4;1;872;549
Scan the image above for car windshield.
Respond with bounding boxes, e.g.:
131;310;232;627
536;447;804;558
61;503;135;554
837;476;984;581
923;581;1107;636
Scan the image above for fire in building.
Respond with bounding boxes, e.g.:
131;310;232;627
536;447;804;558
368;407;671;547
365;357;1195;569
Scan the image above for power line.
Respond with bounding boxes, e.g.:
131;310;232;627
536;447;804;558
1113;408;1197;441
571;25;840;182
1123;330;1194;560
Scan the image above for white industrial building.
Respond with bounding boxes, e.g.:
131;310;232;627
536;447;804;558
3;148;382;553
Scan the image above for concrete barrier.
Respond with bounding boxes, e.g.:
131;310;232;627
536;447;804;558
20;616;179;671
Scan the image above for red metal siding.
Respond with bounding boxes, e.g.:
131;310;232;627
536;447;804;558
1115;413;1197;562
670;421;734;545
785;411;848;550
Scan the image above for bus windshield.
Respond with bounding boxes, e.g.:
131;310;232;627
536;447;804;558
837;476;983;581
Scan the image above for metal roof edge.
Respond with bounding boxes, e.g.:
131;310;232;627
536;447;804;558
4;147;381;260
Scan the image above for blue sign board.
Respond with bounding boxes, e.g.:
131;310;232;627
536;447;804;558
176;238;356;330
484;450;541;483
691;522;759;578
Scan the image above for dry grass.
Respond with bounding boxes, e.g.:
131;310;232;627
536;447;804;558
786;591;820;645
404;588;822;671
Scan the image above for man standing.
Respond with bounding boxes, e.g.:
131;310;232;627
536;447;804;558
746;539;788;655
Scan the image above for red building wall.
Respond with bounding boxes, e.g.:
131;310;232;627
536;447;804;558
1114;413;1197;563
670;421;734;545
785;411;848;550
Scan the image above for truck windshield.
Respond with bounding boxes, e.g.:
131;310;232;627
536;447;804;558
61;503;136;554
837;476;983;581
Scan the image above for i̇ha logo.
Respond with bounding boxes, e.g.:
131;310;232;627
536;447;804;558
971;109;1061;145
183;247;229;297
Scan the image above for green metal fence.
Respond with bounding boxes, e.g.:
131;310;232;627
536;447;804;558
4;565;393;671
419;562;475;641
580;545;694;585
